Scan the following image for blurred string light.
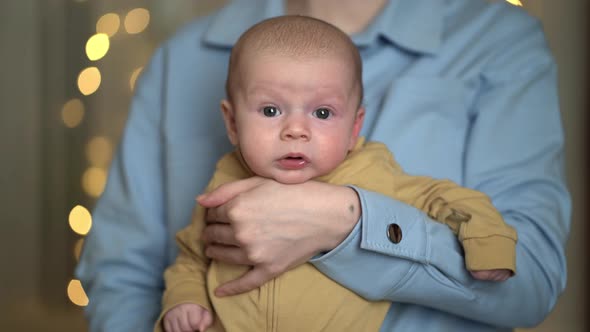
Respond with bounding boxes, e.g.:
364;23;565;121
82;167;107;198
61;98;85;128
96;13;120;37
69;205;92;236
129;67;143;91
77;67;101;95
66;5;153;308
124;8;150;34
67;279;89;306
86;33;110;61
505;0;523;6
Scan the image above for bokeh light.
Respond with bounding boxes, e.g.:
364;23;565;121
69;205;92;236
82;167;107;198
77;67;101;96
74;238;85;261
124;8;150;34
505;0;523;6
61;98;85;128
96;13;120;37
86;33;110;61
67;279;89;306
86;136;113;168
129;67;143;91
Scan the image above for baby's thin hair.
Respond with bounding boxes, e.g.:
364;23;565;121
226;15;363;105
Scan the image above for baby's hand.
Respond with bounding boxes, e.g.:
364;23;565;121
470;269;512;282
163;303;213;332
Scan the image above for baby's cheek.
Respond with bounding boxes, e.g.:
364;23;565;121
319;149;348;173
242;149;273;176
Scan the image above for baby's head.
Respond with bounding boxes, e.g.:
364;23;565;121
221;15;365;184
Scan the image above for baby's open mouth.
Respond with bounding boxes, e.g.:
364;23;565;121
278;153;309;169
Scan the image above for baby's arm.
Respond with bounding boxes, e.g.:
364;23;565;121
470;269;511;282
390;173;517;281
341;142;517;281
156;153;247;331
163;303;213;332
155;204;215;332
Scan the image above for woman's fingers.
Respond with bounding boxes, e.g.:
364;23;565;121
204;244;252;265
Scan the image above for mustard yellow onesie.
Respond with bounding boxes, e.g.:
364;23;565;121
156;138;517;332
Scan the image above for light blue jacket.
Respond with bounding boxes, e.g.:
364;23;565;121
76;0;571;331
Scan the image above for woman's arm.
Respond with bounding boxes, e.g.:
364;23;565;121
313;11;569;328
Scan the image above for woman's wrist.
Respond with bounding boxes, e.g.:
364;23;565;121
314;183;361;252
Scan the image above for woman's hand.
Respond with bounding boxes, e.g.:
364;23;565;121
199;176;360;297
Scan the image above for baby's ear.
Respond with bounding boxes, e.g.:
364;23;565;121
220;100;239;145
348;106;365;150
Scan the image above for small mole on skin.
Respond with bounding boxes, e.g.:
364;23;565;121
349;204;354;213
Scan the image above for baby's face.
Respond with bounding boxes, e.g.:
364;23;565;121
223;53;364;184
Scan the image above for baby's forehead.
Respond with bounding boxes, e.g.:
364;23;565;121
235;38;354;66
237;47;354;69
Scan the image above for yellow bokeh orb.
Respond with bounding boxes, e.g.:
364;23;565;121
74;238;85;261
77;67;101;96
129;67;143;91
505;0;523;6
124;8;150;34
69;205;92;236
96;13;120;37
86;136;113;168
67;279;89;307
61;98;85;128
82;167;107;198
86;33;110;61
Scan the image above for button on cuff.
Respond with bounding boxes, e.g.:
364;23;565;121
387;223;403;243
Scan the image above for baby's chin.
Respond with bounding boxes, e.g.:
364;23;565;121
270;172;316;185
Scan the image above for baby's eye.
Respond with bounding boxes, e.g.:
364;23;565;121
262;106;281;117
313;108;331;120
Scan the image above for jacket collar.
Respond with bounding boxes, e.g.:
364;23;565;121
202;0;284;48
353;0;443;54
203;0;442;54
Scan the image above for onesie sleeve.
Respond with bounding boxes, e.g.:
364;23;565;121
154;191;214;332
388;170;517;273
331;141;516;274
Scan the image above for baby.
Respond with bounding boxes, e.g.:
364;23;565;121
157;15;517;332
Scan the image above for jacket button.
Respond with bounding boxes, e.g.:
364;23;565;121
387;223;402;244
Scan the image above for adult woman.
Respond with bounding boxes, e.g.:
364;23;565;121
76;1;570;331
